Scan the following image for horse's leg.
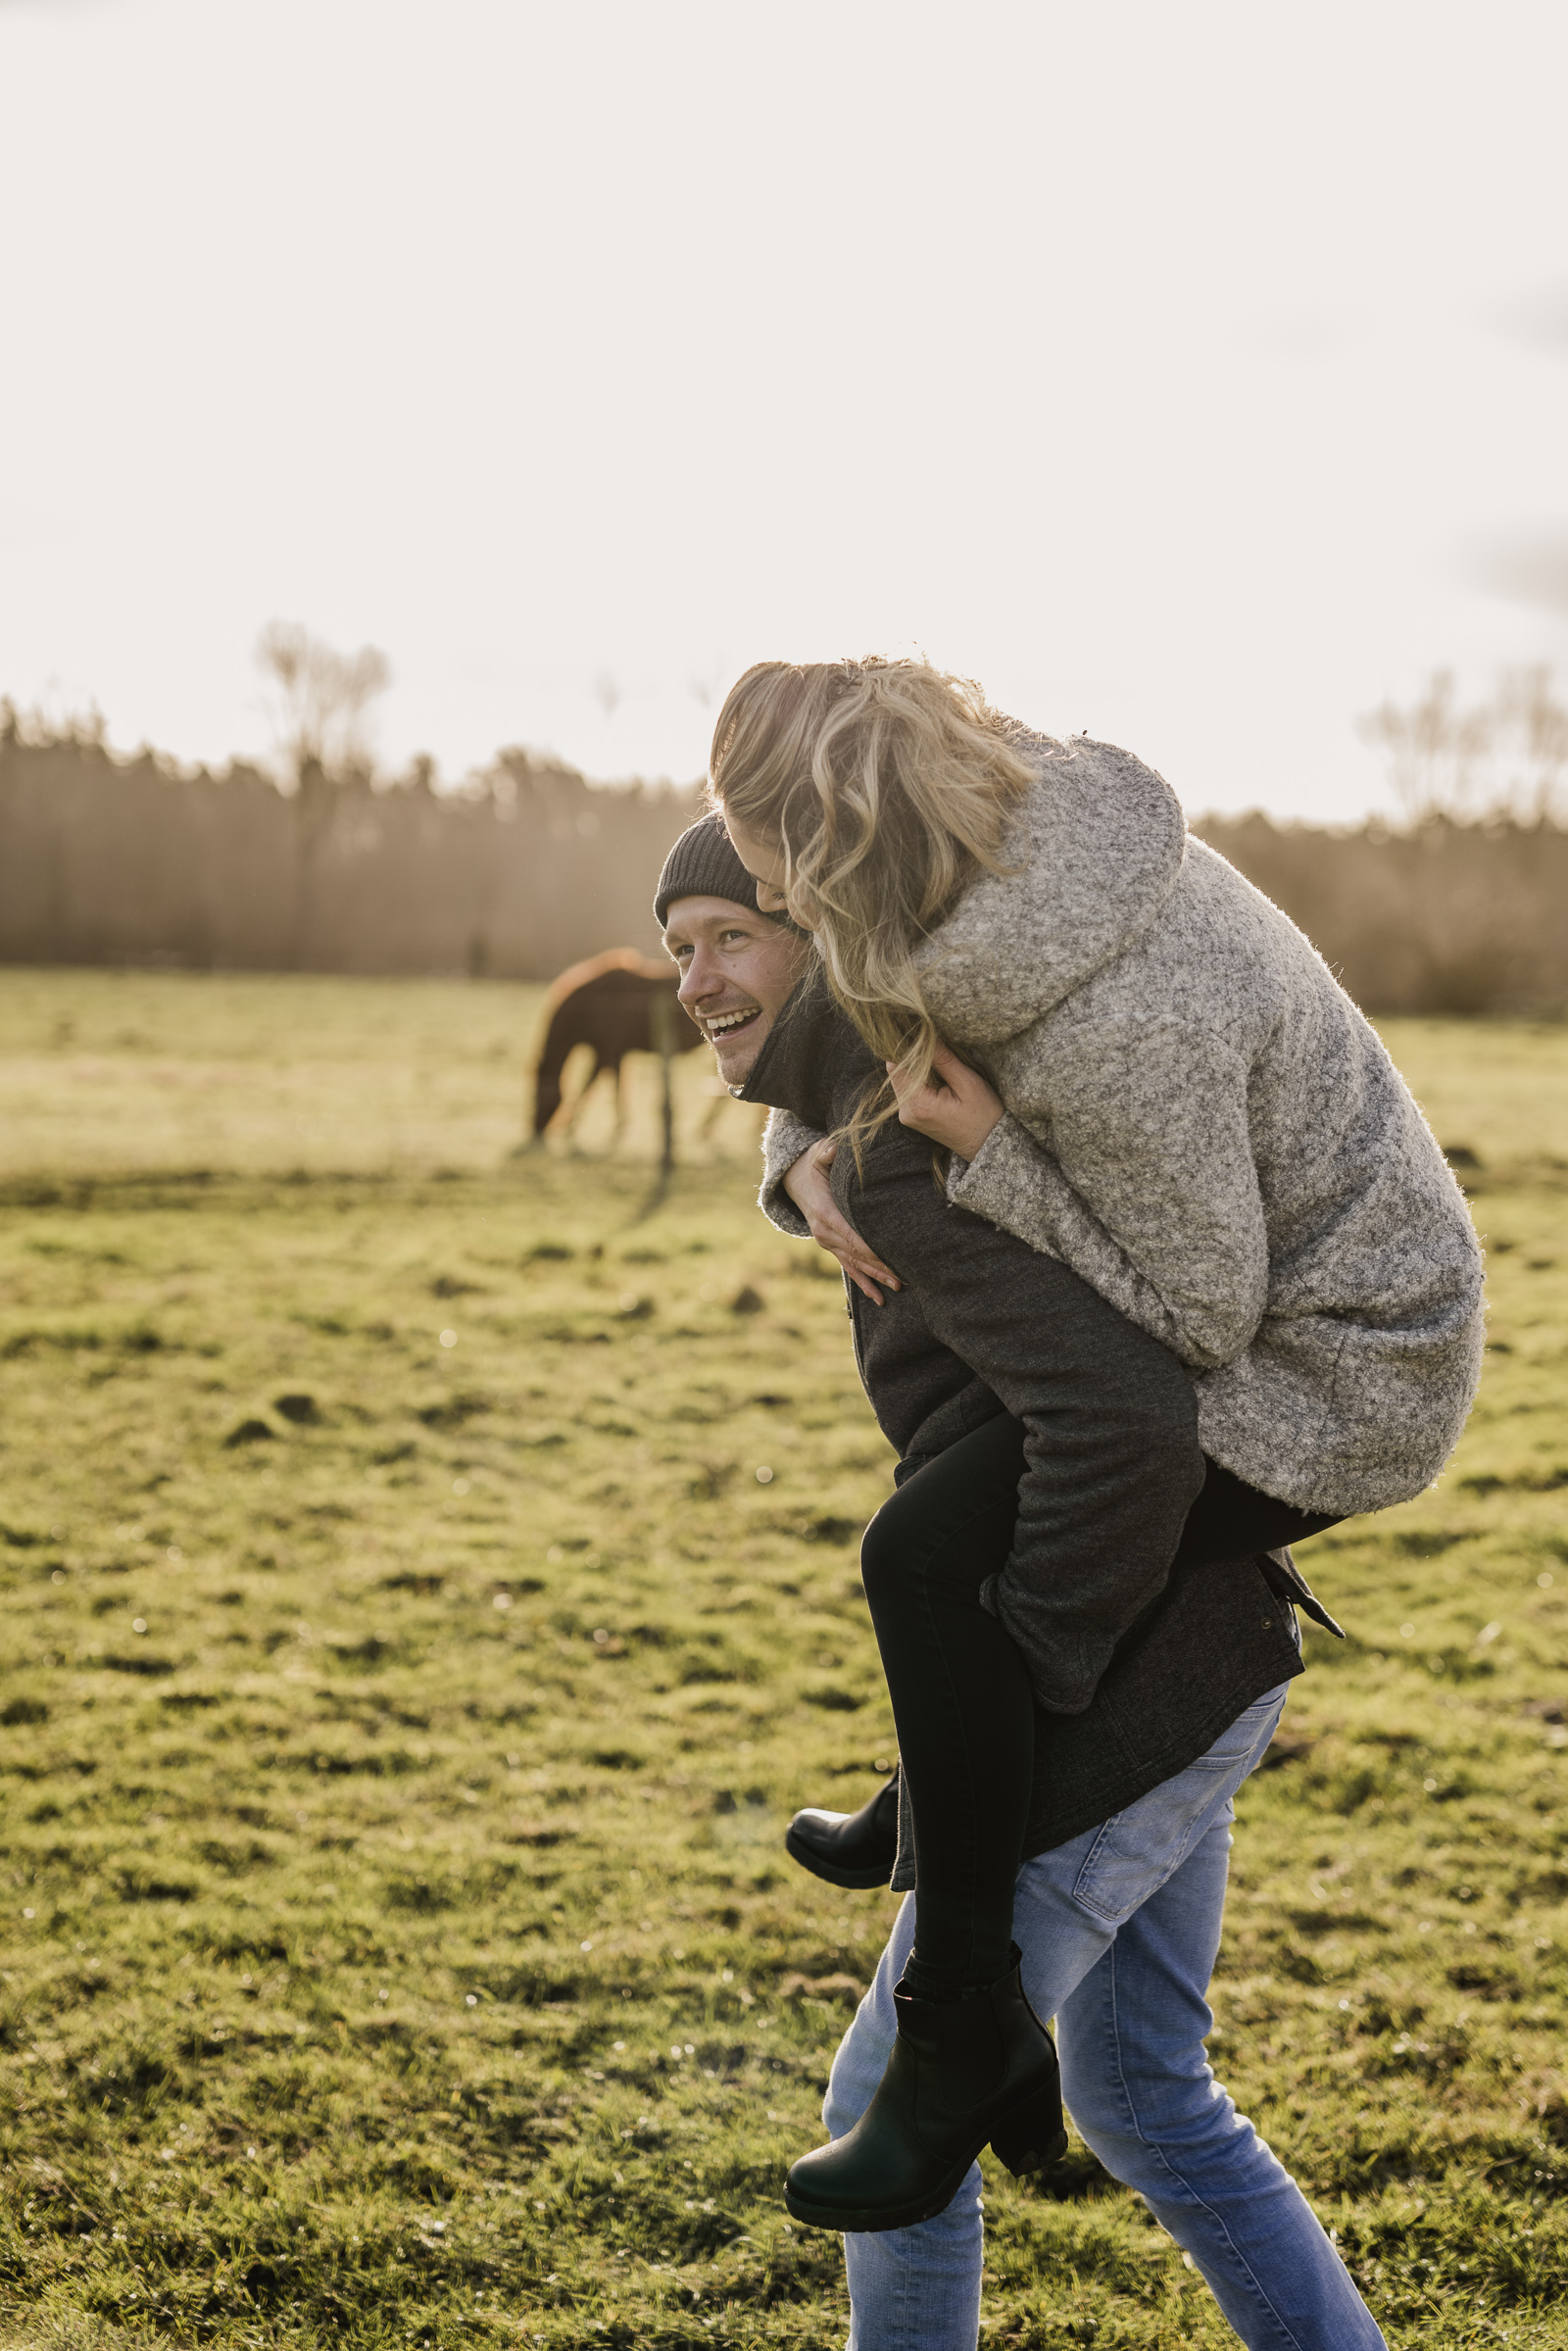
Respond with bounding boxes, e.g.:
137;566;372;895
560;1048;601;1150
528;1019;573;1144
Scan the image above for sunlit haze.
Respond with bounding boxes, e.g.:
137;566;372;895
3;0;1565;819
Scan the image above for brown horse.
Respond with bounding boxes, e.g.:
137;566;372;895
528;948;706;1143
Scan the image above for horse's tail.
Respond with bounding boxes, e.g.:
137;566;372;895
528;949;668;1138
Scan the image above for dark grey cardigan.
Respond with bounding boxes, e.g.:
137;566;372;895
740;979;1307;1883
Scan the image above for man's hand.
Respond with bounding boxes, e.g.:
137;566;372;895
887;1044;1005;1162
781;1138;902;1304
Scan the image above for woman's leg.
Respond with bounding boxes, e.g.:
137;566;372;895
1174;1458;1339;1566
822;1901;986;2351
783;1416;1060;2235
858;1413;1036;1997
855;1424;1335;2001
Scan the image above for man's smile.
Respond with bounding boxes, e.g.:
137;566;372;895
704;1002;761;1040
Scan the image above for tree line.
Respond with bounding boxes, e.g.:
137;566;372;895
2;656;1565;1013
0;712;699;980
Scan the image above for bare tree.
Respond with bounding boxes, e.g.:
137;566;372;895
254;622;391;964
1494;665;1568;819
1358;670;1494;823
1358;665;1567;824
255;621;391;787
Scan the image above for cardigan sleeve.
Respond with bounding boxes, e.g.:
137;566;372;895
757;1105;824;1238
948;1018;1268;1372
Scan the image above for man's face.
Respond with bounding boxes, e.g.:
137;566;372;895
662;895;810;1086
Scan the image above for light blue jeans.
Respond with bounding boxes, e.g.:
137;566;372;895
821;1685;1387;2350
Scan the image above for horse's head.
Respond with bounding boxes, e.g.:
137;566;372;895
530;1063;564;1136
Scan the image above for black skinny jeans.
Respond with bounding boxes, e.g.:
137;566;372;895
859;1412;1336;2001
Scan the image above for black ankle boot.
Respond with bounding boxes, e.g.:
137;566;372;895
785;1772;900;1890
784;1948;1067;2233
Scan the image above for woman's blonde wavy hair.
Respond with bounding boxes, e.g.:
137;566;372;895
709;656;1038;1156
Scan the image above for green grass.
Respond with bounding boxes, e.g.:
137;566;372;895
0;968;760;1179
0;972;1566;2349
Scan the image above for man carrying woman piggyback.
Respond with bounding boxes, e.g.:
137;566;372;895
655;660;1483;2351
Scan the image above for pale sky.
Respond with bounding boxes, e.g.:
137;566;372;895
2;0;1566;821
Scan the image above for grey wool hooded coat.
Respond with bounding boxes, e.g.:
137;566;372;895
761;735;1486;1518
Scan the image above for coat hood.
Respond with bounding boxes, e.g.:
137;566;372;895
914;735;1188;1048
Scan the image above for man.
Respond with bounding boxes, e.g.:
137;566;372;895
654;814;1383;2351
658;817;906;1886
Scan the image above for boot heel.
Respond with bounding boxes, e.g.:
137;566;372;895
990;2081;1069;2177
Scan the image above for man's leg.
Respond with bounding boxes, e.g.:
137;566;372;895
1057;1813;1385;2348
820;1690;1280;2351
818;1684;1381;2350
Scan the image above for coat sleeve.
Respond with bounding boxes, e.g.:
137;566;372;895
845;1145;1205;1715
949;1017;1269;1372
757;1106;824;1238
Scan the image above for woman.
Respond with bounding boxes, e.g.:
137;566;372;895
714;657;1484;1523
710;658;1485;2260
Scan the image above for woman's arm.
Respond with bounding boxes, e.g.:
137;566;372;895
887;1043;1005;1162
760;1109;902;1302
949;1018;1269;1371
759;1106;822;1236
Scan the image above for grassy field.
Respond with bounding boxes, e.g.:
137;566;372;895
1;970;1566;2350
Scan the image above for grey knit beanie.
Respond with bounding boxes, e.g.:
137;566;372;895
653;811;785;929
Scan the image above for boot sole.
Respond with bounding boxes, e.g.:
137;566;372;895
784;2113;1069;2234
783;1826;895;1890
785;2164;975;2234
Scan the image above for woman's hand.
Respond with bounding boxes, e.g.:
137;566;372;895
781;1137;902;1304
888;1044;1005;1162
